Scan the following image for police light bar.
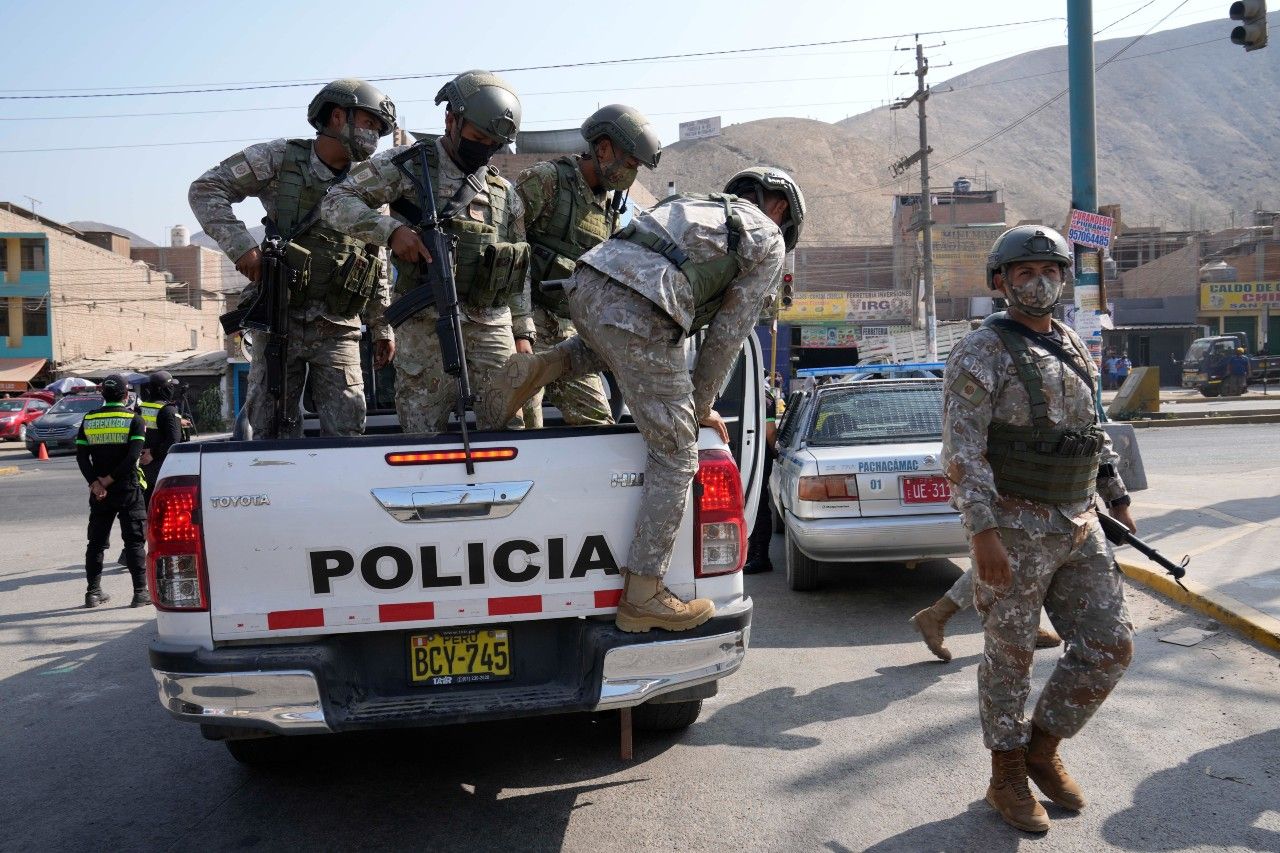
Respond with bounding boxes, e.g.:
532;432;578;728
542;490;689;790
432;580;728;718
385;447;518;466
796;363;946;377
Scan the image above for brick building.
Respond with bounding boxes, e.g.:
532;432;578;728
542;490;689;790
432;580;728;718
0;203;226;389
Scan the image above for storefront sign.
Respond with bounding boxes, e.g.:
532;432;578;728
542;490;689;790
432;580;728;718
1067;209;1114;250
927;224;1006;298
800;326;859;348
1200;281;1280;311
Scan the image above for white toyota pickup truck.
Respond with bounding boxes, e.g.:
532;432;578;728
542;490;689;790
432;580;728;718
146;337;767;763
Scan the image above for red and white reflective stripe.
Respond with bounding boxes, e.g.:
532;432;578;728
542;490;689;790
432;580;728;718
212;588;625;635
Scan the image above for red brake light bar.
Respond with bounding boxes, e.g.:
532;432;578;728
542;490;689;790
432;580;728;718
385;447;518;466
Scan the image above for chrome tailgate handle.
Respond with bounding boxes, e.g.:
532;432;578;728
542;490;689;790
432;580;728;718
371;481;533;523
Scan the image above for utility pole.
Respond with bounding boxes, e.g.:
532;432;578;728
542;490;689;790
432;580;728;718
891;38;946;361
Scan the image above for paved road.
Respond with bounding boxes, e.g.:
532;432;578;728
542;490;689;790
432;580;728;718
1;437;1277;852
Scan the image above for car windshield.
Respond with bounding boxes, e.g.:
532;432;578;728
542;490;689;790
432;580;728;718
48;397;102;414
1184;340;1211;364
0;400;24;411
807;381;943;445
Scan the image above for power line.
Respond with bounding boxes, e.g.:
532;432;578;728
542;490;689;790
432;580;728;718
1095;0;1160;33
0;18;1064;100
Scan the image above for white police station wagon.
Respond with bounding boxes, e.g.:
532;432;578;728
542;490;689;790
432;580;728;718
769;364;969;591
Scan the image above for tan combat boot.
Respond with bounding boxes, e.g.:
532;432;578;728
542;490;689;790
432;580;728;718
909;596;960;661
987;748;1051;832
478;350;568;426
1036;626;1063;648
615;571;715;633
1025;724;1086;811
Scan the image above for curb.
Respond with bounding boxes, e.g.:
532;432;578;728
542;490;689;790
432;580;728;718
1125;413;1280;429
0;465;19;477
1118;559;1280;653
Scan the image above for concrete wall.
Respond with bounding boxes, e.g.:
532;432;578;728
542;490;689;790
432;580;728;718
1118;239;1201;300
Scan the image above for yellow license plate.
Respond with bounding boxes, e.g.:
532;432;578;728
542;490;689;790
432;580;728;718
409;628;512;686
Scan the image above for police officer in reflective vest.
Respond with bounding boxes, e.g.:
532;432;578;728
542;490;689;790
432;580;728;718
189;79;397;437
941;225;1137;833
139;370;183;506
321;70;530;435
515;104;662;427
482;167;803;633
76;374;150;608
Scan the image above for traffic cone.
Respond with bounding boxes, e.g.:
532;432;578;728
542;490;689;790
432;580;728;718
37;442;49;461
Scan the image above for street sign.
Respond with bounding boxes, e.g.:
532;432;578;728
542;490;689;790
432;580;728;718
1067;209;1115;250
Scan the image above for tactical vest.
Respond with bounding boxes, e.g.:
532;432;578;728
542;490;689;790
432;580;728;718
982;314;1105;505
389;141;530;311
275;139;382;318
139;400;163;431
528;157;616;315
613;193;744;333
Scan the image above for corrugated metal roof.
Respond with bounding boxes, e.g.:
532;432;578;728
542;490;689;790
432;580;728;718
55;350;228;378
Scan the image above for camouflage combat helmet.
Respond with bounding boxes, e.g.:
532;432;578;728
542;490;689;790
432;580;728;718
306;79;397;136
435;70;521;145
580;104;662;169
724;166;807;251
986;225;1072;289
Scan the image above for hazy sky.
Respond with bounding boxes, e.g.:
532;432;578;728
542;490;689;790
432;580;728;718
0;0;1230;246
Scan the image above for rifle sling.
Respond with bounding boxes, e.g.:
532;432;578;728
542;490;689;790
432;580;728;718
988;317;1097;395
389;145;488;226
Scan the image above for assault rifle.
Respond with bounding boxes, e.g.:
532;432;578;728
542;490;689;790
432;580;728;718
218;218;297;437
1098;509;1190;590
385;144;475;474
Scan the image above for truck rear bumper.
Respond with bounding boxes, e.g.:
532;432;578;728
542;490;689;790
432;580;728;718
150;597;751;735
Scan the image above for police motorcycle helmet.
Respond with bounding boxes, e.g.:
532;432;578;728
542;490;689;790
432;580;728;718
435;70;522;145
580;104;662;169
724;166;807;251
146;370;179;403
985;225;1072;289
307;78;398;137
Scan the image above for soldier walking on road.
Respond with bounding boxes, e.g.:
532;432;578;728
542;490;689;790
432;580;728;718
189;79;397;438
909;567;1061;661
77;374;150;609
515;104;662;427
942;225;1137;833
481;167;803;633
321;70;531;435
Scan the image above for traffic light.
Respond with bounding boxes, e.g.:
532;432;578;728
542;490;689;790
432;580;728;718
1230;0;1268;51
779;272;794;308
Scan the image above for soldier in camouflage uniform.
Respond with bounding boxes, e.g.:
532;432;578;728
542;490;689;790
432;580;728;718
481;168;804;633
321;70;530;435
909;566;1062;662
941;225;1137;833
189;79;397;437
515;104;662;427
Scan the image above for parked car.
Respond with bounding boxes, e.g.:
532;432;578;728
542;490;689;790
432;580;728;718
24;394;103;456
17;389;56;405
769;370;968;591
0;396;52;443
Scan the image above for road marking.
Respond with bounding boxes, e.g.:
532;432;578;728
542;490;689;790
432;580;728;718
1119;560;1280;653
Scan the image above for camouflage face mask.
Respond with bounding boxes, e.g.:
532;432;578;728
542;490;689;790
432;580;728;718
1005;273;1064;317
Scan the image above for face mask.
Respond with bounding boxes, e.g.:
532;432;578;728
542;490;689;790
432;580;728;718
600;158;639;192
454;134;500;174
346;126;379;162
1004;273;1064;317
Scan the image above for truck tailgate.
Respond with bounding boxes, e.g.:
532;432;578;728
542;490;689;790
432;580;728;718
198;431;689;642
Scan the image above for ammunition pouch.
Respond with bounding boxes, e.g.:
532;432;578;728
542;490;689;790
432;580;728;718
282;230;382;318
986;423;1104;504
447;218;528;310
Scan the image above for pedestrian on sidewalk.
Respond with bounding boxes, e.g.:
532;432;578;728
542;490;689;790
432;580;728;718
1114;352;1132;388
942;226;1136;833
1227;348;1250;395
76;374;150;609
1103;350;1118;391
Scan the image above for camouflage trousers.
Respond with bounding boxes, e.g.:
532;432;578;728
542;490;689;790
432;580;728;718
945;567;975;608
974;518;1134;751
520;304;613;429
394;307;522;435
559;274;697;578
246;318;364;438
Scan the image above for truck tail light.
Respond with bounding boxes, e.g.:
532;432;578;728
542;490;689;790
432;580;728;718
147;475;209;612
798;475;859;501
694;449;746;577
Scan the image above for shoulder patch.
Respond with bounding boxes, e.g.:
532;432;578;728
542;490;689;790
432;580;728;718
224;153;253;181
948;370;990;408
350;162;378;185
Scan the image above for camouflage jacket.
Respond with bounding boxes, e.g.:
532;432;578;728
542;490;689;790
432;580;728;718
188;138;391;338
517;156;611;239
572;195;786;420
320;137;532;336
941;320;1127;537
